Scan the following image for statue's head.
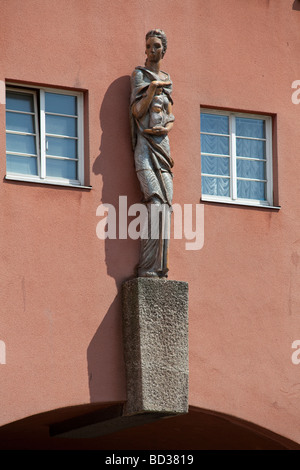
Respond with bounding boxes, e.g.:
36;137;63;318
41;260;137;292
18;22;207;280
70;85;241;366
145;29;167;58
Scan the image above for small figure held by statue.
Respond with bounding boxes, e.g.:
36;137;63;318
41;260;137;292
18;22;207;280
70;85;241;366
130;29;175;278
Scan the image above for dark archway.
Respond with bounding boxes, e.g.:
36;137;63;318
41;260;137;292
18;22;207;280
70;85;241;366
0;403;299;450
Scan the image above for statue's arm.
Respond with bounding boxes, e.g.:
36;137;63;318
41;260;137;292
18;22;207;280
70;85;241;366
131;82;158;120
131;70;171;120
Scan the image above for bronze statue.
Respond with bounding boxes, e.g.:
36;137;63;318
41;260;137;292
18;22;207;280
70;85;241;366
130;29;175;278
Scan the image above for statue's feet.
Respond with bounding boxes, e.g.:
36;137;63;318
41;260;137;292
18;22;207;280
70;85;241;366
138;270;159;278
138;269;169;278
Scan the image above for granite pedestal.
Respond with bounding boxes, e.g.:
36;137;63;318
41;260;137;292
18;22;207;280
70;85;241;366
122;277;189;417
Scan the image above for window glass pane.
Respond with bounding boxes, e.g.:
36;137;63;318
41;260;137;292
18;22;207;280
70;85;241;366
6;133;37;155
201;134;229;155
236;118;265;139
6;111;35;134
46;136;77;158
45;93;77;116
236;138;265;159
46;158;77;180
201;113;229;135
6;91;34;113
201;176;230;197
237;159;265;180
6;154;37;175
46;114;77;137
201;155;229;176
237;180;266;201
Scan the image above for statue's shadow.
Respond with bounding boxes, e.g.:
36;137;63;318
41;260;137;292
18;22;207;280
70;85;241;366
92;75;141;283
87;76;141;403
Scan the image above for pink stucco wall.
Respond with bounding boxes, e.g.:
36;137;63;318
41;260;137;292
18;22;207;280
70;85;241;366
1;0;300;445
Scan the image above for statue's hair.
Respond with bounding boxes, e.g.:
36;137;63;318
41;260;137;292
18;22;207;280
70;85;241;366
145;29;167;57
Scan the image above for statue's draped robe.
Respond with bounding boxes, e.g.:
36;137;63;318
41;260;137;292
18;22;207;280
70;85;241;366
130;66;175;277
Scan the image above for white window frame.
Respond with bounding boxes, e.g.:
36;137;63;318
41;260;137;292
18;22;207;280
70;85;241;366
5;84;86;188
200;108;274;208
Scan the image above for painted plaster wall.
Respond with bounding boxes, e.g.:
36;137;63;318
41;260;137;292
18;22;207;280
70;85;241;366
0;0;300;443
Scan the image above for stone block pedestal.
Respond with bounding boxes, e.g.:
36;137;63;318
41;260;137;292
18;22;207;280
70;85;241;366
122;277;189;416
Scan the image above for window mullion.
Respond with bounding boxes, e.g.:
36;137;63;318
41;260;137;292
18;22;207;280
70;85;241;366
40;90;46;179
230;115;237;200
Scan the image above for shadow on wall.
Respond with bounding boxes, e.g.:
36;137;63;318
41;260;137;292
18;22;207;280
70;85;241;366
93;75;141;283
87;76;141;403
293;0;300;11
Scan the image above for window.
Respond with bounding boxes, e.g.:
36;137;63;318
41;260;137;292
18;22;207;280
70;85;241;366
5;85;85;186
200;109;273;207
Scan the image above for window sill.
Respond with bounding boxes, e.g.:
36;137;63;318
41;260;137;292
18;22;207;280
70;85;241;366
201;196;281;210
4;175;92;190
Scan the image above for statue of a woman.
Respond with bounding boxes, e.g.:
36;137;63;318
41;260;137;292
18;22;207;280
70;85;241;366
130;29;175;278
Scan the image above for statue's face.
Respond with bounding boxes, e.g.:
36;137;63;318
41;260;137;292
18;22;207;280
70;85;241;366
145;36;163;63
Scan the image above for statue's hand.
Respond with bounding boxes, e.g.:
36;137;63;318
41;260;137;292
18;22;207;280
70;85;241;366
149;80;171;92
144;126;168;136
